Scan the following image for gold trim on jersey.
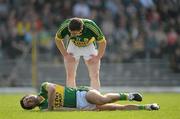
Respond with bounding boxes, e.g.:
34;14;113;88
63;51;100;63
97;37;106;43
55;34;63;41
71;37;95;47
53;85;65;109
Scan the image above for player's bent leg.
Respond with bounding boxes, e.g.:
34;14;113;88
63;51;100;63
64;59;79;88
85;60;100;90
86;89;105;105
86;90;121;105
86;90;143;106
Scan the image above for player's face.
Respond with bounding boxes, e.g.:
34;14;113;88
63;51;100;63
23;95;38;108
70;30;82;36
69;24;83;37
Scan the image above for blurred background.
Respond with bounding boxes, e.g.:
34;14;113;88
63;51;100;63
0;0;180;92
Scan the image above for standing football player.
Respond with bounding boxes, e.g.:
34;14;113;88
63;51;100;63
55;17;106;90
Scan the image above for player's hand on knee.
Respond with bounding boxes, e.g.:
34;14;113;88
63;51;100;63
88;55;100;64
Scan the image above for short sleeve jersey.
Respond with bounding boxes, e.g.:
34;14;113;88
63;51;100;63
38;82;89;110
56;18;105;47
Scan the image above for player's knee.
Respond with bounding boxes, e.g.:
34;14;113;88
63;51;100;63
86;90;105;105
97;97;109;105
90;95;108;105
89;71;99;79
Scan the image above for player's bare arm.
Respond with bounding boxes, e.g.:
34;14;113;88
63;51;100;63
55;34;75;62
97;40;106;59
55;34;68;57
46;83;56;110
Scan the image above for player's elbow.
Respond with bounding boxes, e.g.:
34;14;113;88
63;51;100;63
48;85;56;93
98;39;107;47
103;40;107;46
55;37;60;42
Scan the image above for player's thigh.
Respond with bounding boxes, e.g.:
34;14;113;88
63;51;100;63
83;43;97;60
86;89;106;105
66;41;81;60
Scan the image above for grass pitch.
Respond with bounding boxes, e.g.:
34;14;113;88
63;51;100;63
0;93;180;119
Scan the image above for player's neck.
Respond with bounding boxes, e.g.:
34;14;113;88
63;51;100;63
38;96;45;104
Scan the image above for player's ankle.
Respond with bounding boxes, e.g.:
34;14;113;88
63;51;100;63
119;93;128;100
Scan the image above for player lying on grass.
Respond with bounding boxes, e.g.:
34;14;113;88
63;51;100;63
20;82;160;111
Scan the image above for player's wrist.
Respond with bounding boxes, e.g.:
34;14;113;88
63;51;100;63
97;54;102;59
63;52;69;57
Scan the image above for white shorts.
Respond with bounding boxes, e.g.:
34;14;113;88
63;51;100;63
67;41;98;60
76;91;96;110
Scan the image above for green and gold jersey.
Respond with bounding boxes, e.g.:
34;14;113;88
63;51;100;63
56;18;105;47
38;82;89;110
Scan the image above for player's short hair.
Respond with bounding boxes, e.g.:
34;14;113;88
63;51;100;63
68;18;83;31
20;95;34;110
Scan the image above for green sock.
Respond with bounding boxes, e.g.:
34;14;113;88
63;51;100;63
138;105;145;110
119;93;128;100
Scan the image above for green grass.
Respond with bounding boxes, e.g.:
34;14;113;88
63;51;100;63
0;93;180;119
